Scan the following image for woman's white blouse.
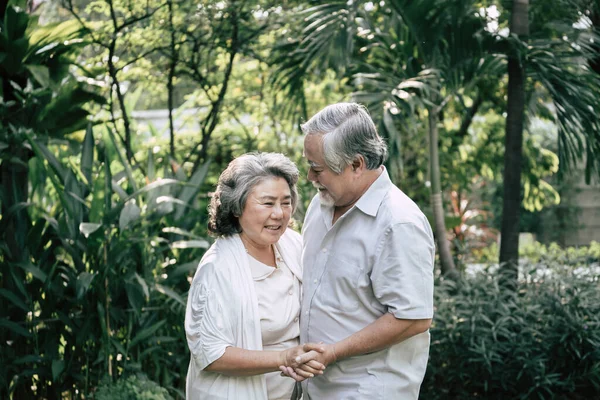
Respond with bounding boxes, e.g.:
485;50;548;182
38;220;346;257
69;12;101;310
185;230;303;400
248;245;301;400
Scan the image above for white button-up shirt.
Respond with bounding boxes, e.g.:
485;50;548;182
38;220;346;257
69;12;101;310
300;168;434;400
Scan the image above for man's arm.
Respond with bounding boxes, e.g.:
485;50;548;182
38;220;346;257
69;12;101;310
295;313;431;366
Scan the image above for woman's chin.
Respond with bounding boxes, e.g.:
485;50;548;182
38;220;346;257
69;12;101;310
262;229;284;243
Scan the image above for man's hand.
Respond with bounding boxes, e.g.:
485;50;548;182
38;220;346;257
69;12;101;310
278;344;326;381
279;343;337;381
296;343;337;367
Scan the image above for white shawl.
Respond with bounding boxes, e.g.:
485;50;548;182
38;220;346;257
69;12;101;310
185;229;302;400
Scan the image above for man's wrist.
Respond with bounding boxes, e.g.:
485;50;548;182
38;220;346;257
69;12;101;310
329;344;339;364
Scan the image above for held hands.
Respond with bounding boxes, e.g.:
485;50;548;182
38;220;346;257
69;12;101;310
279;343;337;382
278;343;327;382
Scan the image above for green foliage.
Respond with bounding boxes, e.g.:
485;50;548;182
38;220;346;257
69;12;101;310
1;122;209;398
94;374;173;400
0;5;103;138
471;240;600;266
424;262;600;399
520;241;600;266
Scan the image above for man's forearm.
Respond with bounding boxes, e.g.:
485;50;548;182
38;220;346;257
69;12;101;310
334;313;432;360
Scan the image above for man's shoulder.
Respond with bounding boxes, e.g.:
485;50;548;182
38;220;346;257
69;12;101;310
379;185;428;226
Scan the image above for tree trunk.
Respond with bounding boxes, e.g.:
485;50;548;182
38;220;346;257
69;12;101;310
428;108;457;277
499;0;529;288
167;0;178;158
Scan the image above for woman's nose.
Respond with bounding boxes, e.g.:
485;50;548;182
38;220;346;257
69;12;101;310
271;205;283;219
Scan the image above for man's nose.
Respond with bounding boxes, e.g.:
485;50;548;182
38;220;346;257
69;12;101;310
307;169;316;182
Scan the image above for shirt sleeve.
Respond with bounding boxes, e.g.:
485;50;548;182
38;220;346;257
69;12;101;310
371;220;435;320
185;262;236;370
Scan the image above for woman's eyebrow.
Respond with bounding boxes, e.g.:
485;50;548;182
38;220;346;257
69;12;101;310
257;195;292;201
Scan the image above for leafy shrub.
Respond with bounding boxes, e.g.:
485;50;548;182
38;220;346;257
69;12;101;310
520;241;600;266
471;241;600;266
94;375;173;400
1;123;208;398
422;263;600;399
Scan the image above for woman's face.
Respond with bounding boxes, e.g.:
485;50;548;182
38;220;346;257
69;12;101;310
238;177;293;248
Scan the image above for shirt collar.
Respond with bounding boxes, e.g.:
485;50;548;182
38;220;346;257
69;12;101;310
354;167;392;217
319;166;392;224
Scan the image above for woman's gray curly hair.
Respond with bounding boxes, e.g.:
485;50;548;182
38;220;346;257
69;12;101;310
208;152;299;237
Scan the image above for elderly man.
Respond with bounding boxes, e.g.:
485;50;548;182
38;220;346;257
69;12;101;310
288;103;435;399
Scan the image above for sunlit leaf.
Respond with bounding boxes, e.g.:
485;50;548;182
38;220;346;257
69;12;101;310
79;222;102;238
171;240;209;249
76;272;96;300
119;200;141;230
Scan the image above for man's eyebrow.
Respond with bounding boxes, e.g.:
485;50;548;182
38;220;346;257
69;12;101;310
308;161;323;168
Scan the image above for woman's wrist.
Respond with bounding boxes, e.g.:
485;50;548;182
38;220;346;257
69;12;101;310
279;348;290;368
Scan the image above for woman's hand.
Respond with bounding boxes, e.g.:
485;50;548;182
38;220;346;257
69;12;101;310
278;344;326;381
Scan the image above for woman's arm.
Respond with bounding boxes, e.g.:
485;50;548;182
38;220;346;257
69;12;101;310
205;345;325;378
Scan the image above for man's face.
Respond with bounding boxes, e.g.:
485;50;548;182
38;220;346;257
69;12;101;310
304;134;355;208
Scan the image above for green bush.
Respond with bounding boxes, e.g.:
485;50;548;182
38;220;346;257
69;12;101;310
94;375;173;400
422;263;600;399
520;241;600;266
471;241;600;266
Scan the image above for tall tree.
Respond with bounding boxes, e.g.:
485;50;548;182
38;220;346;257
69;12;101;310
499;0;600;286
499;0;529;284
273;0;503;276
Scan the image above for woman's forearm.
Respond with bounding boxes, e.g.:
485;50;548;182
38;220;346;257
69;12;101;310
204;347;284;376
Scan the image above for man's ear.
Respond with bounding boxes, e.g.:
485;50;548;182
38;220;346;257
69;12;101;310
352;155;365;172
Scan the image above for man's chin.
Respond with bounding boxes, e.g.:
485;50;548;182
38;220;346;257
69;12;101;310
318;192;335;207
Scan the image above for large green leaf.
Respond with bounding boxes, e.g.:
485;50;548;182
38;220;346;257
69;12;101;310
4;6;30;43
106;126;138;193
174;159;211;220
28;19;83;52
0;318;32;338
24;64;50;87
129;320;167;348
12;355;44;365
119;200;141;230
51;360;65;381
0;288;29;312
134;272;150;301
154;284;186;307
16;261;47;283
81;122;94;186
165;260;201;282
25;133;68;184
75;272;96;300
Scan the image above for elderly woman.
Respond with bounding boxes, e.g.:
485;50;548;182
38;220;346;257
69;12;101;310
185;153;324;400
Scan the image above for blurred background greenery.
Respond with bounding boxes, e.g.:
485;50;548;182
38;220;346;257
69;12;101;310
1;0;599;398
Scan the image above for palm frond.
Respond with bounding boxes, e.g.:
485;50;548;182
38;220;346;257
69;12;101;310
527;28;600;182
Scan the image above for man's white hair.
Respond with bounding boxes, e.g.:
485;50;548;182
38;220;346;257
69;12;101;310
301;103;388;174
